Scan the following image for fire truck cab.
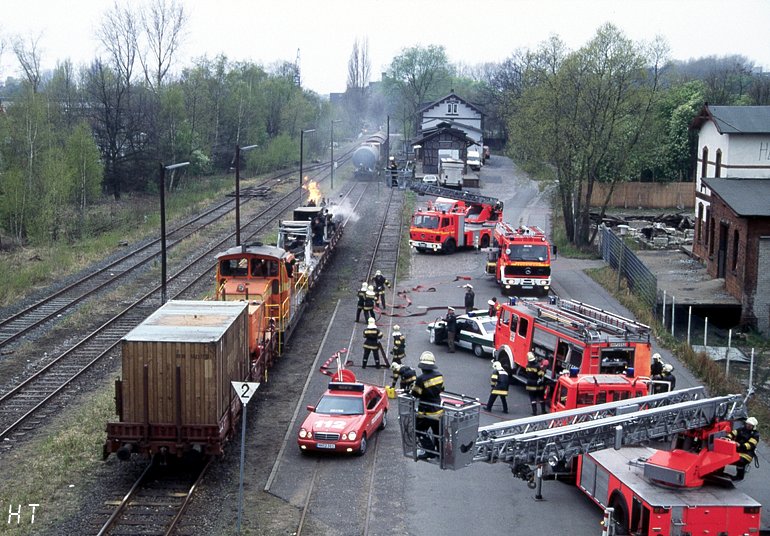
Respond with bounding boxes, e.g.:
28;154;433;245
494;298;652;383
486;223;553;295
550;372;650;412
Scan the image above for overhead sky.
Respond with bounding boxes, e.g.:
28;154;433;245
2;0;769;96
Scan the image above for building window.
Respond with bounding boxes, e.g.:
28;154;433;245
696;204;704;243
715;149;722;178
708;217;715;257
447;102;458;115
704;207;710;248
701;146;708;178
732;229;739;271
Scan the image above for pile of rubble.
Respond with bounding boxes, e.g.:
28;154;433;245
594;212;695;249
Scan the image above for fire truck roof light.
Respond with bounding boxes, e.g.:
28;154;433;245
626;367;635;377
569;367;579;378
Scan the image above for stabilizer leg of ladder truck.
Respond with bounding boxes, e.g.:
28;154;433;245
397;392;481;470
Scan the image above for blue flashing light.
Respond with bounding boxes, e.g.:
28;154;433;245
625;367;635;378
509;296;518;305
569;366;579;378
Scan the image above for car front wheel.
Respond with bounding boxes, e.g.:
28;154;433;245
473;344;484;358
357;435;368;456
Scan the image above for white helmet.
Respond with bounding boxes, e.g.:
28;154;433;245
663;363;673;373
367;318;377;327
419;351;437;369
527;352;536;362
361;282;368;291
652;353;662;361
492;360;503;371
375;270;382;276
390;361;401;373
488;300;495;306
746;417;758;427
393;325;400;331
367;285;374;292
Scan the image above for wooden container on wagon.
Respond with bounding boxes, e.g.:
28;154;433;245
104;300;250;459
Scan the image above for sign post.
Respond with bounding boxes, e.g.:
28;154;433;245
232;381;260;534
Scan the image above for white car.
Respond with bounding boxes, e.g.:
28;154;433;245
426;311;497;357
422;174;438;185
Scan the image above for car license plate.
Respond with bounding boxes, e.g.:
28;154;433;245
414;241;430;248
522;285;533;289
316;443;336;449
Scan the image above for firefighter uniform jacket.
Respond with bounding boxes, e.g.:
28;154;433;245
490;369;510;395
363;327;383;350
525;364;545;392
373;274;391;296
357;288;366;307
391;333;406;361
392;364;416;389
729;427;760;463
412;369;445;415
363;293;376;312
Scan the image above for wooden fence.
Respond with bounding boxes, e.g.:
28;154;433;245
585;182;694;209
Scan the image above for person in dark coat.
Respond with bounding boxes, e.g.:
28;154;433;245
363;285;376;321
355;282;367;323
653;363;676;393
728;417;760;481
485;360;510;413
372;270;391;308
444;307;457;353
362;318;383;368
650;353;664;376
411;351;444;459
391;325;406;364
390;361;416;390
463;284;475;314
525;352;547;415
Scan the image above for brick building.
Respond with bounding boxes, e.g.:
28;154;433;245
691;105;770;332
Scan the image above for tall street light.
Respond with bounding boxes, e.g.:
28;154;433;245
159;160;190;304
233;143;258;246
330;120;342;191
299;128;315;206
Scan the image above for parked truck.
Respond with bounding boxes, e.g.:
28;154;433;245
438;158;464;189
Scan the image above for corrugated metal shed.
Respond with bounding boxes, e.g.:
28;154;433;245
124;300;248;343
701;177;770;216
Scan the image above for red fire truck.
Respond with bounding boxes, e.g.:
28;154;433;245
408;183;503;254
486;222;554;295
398;388;762;536
494;297;652;382
549;372;651;412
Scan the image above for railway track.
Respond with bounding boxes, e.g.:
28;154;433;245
0;158;356;447
0;156;350;354
93;458;211;536
293;185;406;536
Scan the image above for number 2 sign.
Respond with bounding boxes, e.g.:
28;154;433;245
231;381;261;404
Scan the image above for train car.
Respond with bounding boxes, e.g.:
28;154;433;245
104;203;344;460
352;132;387;179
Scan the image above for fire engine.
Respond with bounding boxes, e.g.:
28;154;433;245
397;388;762;535
408;183;503;254
494;297;653;383
550;371;651;412
485;222;554;295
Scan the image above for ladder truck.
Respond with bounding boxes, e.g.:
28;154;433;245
397;388;761;535
408;182;504;253
494;297;653;383
486;222;555;295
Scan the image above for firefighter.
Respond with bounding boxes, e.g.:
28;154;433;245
363;285;376;321
388;156;398;186
412;351;444;459
650;353;664;376
728;417;760;481
463;284;475;314
391;325;406;364
525;352;547;415
372;270;391;308
390;361;416;390
654;363;676;392
487;299;497;317
444;307;457;353
355;282;367;323
485;360;509;413
362;317;383;368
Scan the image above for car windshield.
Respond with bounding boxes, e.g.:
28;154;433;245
315;395;364;415
506;244;549;261
413;214;440;229
481;320;496;333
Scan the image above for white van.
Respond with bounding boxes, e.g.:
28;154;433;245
438;158;464;189
467;149;482;171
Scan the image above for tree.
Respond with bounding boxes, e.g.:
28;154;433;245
385;45;453;134
65;122;103;233
345;37;370;128
139;0;186;93
12;34;43;93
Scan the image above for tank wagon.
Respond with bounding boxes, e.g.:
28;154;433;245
352;132;387;179
104;202;343;460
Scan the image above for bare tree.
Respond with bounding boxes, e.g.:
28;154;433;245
345;37;370;128
98;2;140;87
140;0;187;92
13;34;43;93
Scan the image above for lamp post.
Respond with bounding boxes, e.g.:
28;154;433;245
159;161;190;304
233;144;258;246
330;120;341;191
299;128;316;206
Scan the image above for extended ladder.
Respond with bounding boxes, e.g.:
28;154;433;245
558;299;651;336
496;221;546;239
525;300;603;339
409;181;502;208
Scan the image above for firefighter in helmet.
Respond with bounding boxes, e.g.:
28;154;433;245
412;351;444;459
525;352;547;415
388;156;398;186
372;270;391;308
650;353;664;376
391;324;406;364
362;317;383;368
485;360;510;413
390;361;416;390
728;417;760;481
355;282;367;323
363;285;376;321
